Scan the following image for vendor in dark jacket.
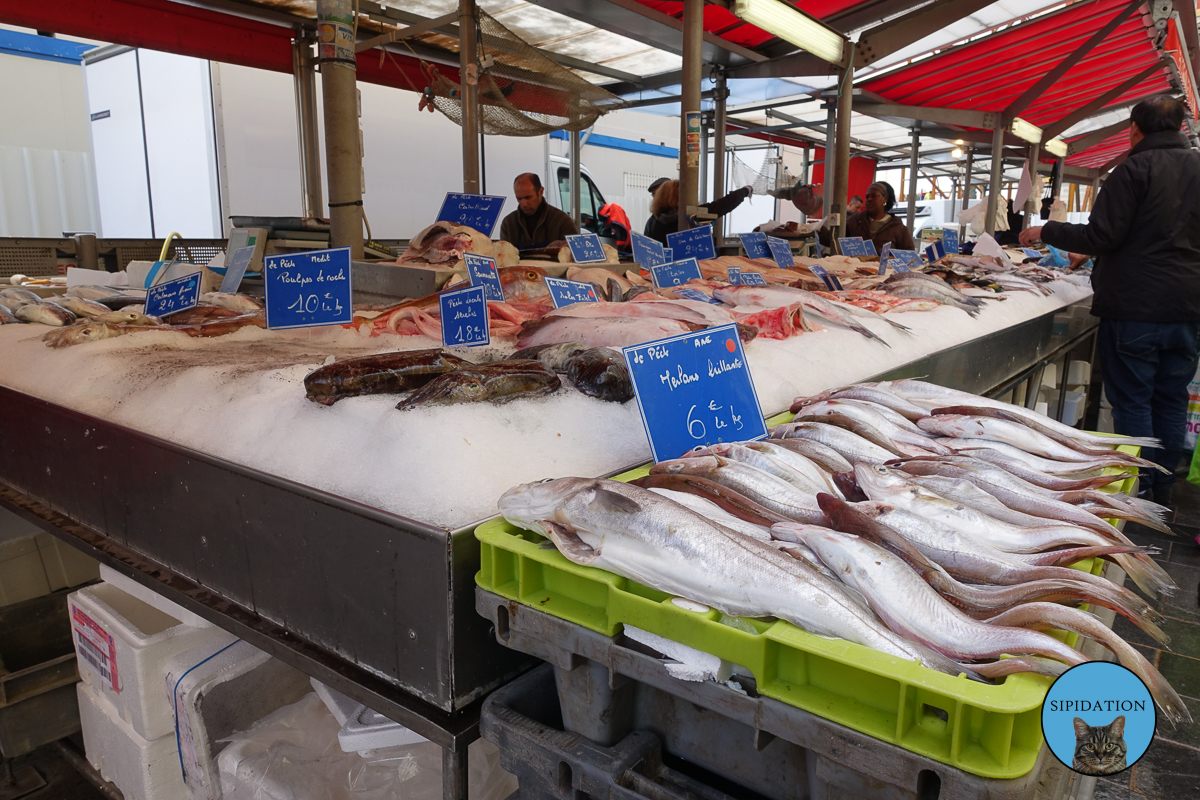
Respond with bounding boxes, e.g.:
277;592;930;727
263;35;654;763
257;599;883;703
1021;95;1200;508
818;182;915;253
644;179;753;245
499;173;578;249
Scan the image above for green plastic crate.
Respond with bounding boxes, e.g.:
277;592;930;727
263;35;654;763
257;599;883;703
476;415;1141;780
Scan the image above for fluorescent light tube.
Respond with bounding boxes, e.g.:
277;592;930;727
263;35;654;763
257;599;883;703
733;0;845;65
1009;117;1043;144
1043;138;1069;157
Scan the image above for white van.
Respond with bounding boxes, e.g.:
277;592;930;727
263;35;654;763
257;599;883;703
543;155;609;237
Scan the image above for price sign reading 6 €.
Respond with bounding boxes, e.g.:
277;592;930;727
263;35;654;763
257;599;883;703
623;324;767;463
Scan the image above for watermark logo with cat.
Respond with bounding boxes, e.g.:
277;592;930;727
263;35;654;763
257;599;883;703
1042;661;1156;775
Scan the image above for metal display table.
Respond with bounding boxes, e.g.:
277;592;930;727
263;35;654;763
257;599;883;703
0;297;1098;799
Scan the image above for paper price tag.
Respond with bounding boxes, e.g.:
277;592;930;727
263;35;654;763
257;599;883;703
220;246;256;294
738;232;769;259
72;606;119;692
544;276;598;308
623;324;767;463
650;258;703;288
631;233;666;268
739;271;768;286
766;236;795;267
264;248;352;329
439;285;490;346
666;225;716;261
145;271;201;318
436;192;506;236
566;233;607;264
463;253;505;302
942;229;960;254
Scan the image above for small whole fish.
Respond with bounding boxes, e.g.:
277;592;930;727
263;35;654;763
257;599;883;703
199;292;263;312
67;285;145;301
770;421;897;465
564;347;633;403
0;296;30;312
0;304;17;324
651;455;826;525
511;342;587;373
55;295;113;319
304;349;472;406
164;306;244;325
96;295;147;311
16;302;75;326
395;359;560;409
685;443;830;496
630;474;789;526
1;288;41;303
42;322;130;348
761;436;854;473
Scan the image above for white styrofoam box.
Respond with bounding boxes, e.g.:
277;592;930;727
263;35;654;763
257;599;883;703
0;534;52;607
164;639;310;800
310;678;360;726
98;565;212;629
1034;401;1049;417
1041;362;1059;389
1067;359;1092;387
1060;390;1086;426
69;583;227;740
339;705;429;752
37;533;99;591
77;683;188;800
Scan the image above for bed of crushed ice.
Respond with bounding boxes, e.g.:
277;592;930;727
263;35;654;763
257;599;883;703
0;276;1092;529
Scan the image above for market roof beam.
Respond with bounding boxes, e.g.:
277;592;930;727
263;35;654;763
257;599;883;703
854;103;998;130
1004;0;1142;118
1067;119;1132;156
1041;62;1170;140
519;0;765;65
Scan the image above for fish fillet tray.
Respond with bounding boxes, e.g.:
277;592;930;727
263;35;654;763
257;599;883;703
475;431;1140;780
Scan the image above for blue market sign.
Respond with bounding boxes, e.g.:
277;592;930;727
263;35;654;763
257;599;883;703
739;232;769;259
544;276;599;308
264;247;352;330
666;225;716;261
463;253;505;302
623;324;767;463
566;233;607;264
436;192;506;236
145;272;202;318
650;258;703;288
767;236;795;267
631;233;666;268
439;284;490;346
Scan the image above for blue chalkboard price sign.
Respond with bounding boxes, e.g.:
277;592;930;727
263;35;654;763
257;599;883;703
739;271;768;286
942;229;960;254
666;225;716;261
566;233;607;264
739;232;769;259
463;253;505;302
650;258;703;288
808;264;843;291
436;193;506;236
727;265;742;285
146;272;202;318
838;237;870;258
1022;248;1042;259
623;323;768;463
439;284;490;346
264;247;352;330
544;277;598;308
766;236;795;267
631;233;666;268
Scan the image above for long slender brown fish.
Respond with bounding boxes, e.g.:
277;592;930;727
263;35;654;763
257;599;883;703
395;359;559;409
305;349;471;405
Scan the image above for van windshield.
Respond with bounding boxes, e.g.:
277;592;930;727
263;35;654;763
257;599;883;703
556;168;604;233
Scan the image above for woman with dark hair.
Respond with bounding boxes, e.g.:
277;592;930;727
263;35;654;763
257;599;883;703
643;179;754;245
818;181;915;253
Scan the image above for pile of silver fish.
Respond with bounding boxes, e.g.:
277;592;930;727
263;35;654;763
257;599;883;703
499;378;1189;724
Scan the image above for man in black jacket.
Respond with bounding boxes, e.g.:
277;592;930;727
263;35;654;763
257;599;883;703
1021;96;1200;506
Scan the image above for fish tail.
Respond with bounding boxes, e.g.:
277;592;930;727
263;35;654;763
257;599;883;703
965;656;1071;680
1112;435;1163;449
883;318;913;333
986;603;1191;725
1111;552;1178;597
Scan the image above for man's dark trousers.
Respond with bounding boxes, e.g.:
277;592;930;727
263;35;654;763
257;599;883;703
1097;319;1200;496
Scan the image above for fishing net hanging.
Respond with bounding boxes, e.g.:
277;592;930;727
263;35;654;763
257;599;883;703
729;150;794;195
420;9;626;137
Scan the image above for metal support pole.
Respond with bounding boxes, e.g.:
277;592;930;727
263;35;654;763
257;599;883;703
712;73;727;241
569;130;581;229
831;66;853;239
800;146;809;185
985;125;1004;236
292;31;323;218
822;102;836;219
906;126;919;231
317;0;364;258
459;0;481;194
441;747;469;800
962;148;974;210
1023;143;1040;228
700;114;709;204
679;0;703;231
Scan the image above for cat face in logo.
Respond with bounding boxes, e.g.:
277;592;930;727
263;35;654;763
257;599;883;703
1072;716;1128;775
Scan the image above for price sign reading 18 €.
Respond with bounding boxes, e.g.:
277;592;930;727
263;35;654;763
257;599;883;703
439;284;490;346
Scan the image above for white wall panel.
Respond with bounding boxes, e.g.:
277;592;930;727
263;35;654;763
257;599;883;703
83;50;152;237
